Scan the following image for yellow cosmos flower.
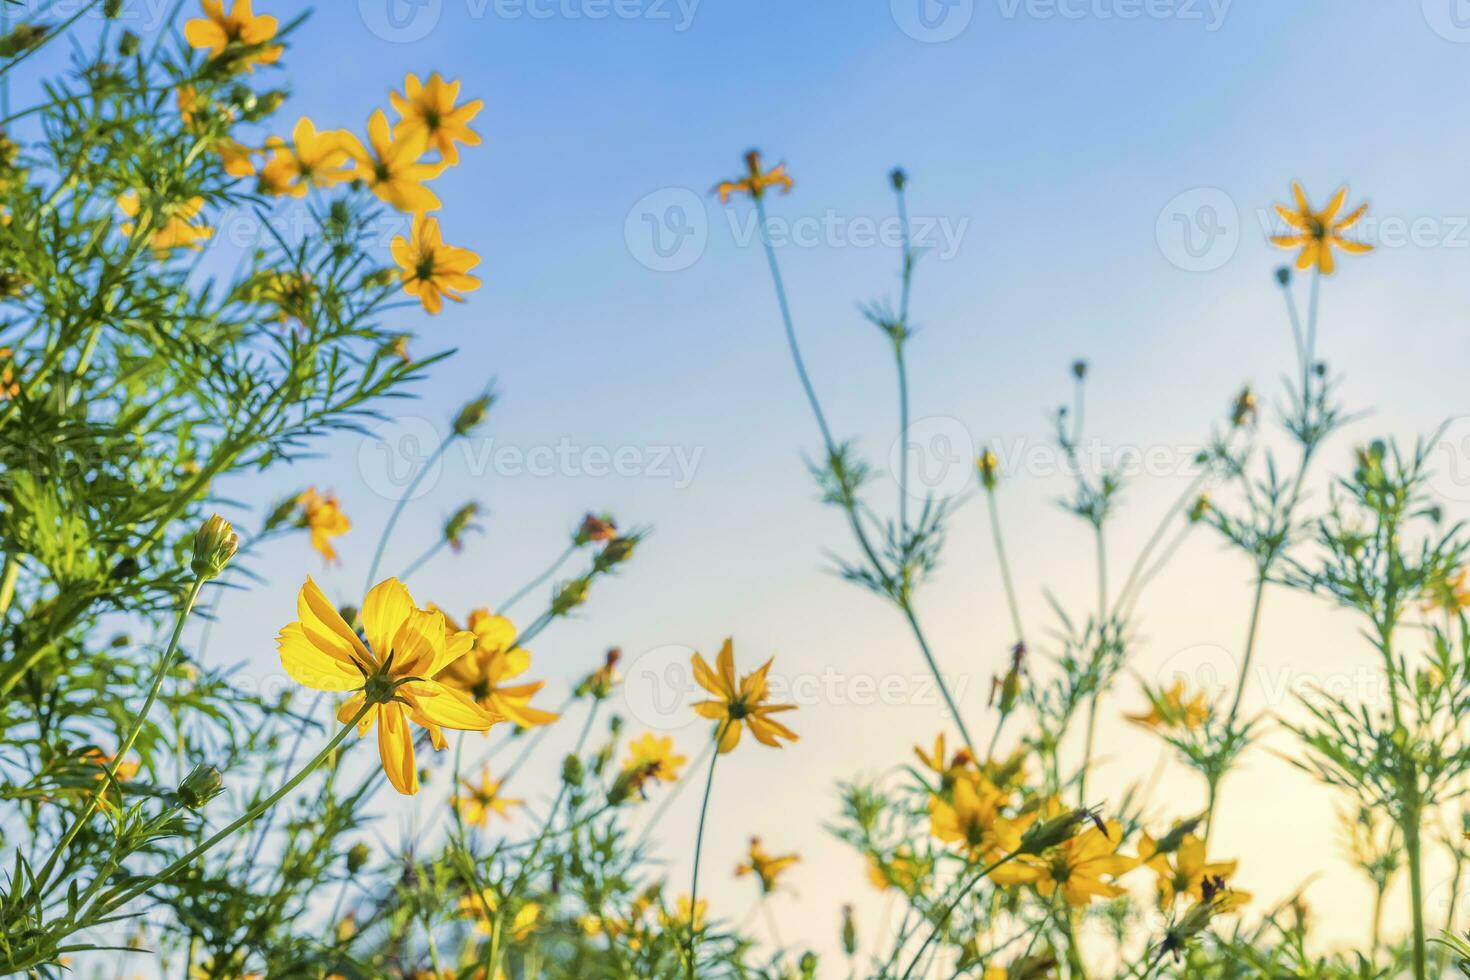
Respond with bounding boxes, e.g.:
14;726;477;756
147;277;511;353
623;732;686;784
989;820;1138;906
256;118;353;197
451;764;522;827
915;732;976;791
390;72;483;165
1140;832;1250;909
117;192;213;255
436;608;558;728
929;776;1030;858
216;138;257;178
661;896;707;933
1270;183;1371;275
867;848;932;896
295;487;349;563
735;836;799;895
1424;567;1470;615
714;149;793;204
342;110;446;213
690;639;798;754
390;214;481;314
460;889;539;938
0;349;20;401
1126;678;1210;731
183;0;282;69
275;577;499;795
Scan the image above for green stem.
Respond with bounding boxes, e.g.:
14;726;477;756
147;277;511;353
900;598;977;755
984;491;1025;647
0;555;18;619
899;848;1022;979
686;723;726;980
1406;808;1428;980
499;541;579;612
364;435;455;593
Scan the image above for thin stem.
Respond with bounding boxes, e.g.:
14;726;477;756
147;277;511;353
364;436;455;594
398;538;448;582
1406;808;1428;980
900;599;977;755
498;541;578;613
984;491;1025;647
899;848;1022;979
686;724;727;980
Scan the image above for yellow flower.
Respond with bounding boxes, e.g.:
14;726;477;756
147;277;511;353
117;192;213;255
390;72;483;165
450;765;522;827
390;213;481;314
915;733;976;791
275;577;500;795
714;149;793;203
295;487;350;563
1126;679;1210;731
1424;567;1470;615
216;138;257;178
1140;832;1250;909
0;348;20;401
690;639;797;753
255;118;353;197
989;820;1138;906
342;110;446;213
460;889;539;938
928;777;1029;858
735;836;799;894
1270;182;1372;275
183;0;282;69
622;732;686;785
437;608;558;728
866;848;931;896
661;896;707;933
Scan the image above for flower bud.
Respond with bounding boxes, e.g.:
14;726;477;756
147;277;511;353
889;168;907;191
1275;266;1291;286
104;0;124;16
0;24;50;60
1071;359;1088;380
596;535;638;569
576;512;617;545
346;842;371;873
191;514;238;580
118;29;140;56
443;502;480;553
841;904;857;956
177;765;225;810
1019;806;1105;856
551;577;590;616
453;394;494;436
561;753;585;787
977;449;1000;491
1189;493;1211;523
1230;387;1257;428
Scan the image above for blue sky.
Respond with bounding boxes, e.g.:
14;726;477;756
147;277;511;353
15;0;1470;966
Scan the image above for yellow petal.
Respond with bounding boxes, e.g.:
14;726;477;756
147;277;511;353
362;577;415;661
277;622;363;691
378;701;418;795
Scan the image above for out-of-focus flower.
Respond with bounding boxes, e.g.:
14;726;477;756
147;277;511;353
929;777;1028;858
1270;183;1371;275
0;348;19;401
661;896;707;933
275;577;500;794
256;118;352;197
215;138;257;177
391;213;481;313
610;732;686;803
390;72;483;165
342;110;446;213
1231;386;1258;428
451;765;522;827
183;0;282;69
437;608;558;728
1126;679;1210;732
117;193;213;255
735;836;799;894
1140;831;1250;908
989;819;1138;905
866;848;931;896
691;639;797;753
443;502;481;552
460;889;540;939
577;513;617;545
294;488;350;563
578;648;622;699
714;149;793;203
1424;567;1470;615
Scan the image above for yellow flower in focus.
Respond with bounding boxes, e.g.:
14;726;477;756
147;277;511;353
117;192;213;255
255;118;353;197
690;639;797;753
437;608;558;728
390;72;483;165
342;110;446;213
714;149;793;204
735;836;799;895
183;0;282;69
1270;183;1371;275
1126;679;1210;732
275;577;500;795
460;889;539;939
295;487;350;563
929;777;1029;858
390;214;481;314
989;820;1138;906
451;765;522;827
1141;832;1250;909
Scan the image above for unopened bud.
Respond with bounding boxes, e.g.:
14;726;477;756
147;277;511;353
576;512;617;545
0;24;50;60
551;577;590;616
346;842;371;873
453;394;494;436
444;502;480;552
977;449;1000;491
562;753;585;787
178;765;225;810
841;904;857;956
191;514;238;580
1019;807;1104;856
